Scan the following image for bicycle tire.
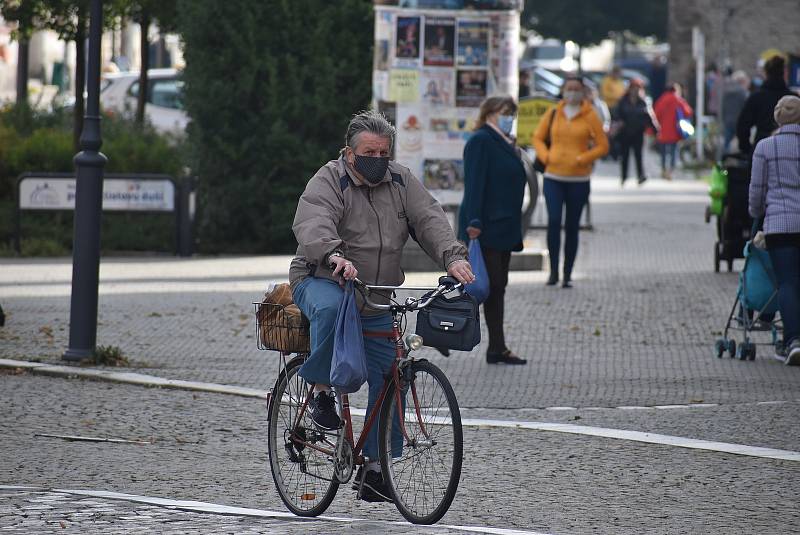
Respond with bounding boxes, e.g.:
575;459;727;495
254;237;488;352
378;359;463;525
267;356;339;516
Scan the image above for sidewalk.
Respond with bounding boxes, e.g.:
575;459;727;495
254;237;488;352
1;159;797;411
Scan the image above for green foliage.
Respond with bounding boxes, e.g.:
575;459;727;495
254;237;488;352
0;105;185;255
178;0;373;253
523;0;667;47
89;344;129;367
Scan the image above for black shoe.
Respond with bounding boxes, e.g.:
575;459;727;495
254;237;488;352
637;176;647;185
309;391;340;430
786;340;800;366
561;280;572;288
487;349;527;365
546;274;559;286
352;467;393;503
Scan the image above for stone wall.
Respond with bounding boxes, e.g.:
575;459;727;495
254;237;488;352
668;0;800;97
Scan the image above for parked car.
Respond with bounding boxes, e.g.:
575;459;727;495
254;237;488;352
519;66;564;100
100;68;187;134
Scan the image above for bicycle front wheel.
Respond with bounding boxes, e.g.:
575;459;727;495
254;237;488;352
267;356;339;516
378;359;463;524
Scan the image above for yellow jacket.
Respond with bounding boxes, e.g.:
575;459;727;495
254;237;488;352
532;101;609;177
600;76;626;107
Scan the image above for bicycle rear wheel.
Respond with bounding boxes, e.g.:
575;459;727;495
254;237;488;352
378;359;463;524
267;356;339;516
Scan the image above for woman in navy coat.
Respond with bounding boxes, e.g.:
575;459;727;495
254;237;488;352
458;95;528;365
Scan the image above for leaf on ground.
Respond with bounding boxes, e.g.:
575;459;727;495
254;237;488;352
593;328;601;336
147;312;162;317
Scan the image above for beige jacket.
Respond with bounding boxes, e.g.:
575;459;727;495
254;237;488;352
290;157;466;310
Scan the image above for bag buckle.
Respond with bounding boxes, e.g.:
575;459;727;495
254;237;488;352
439;321;454;331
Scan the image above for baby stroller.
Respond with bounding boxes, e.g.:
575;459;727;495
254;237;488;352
705;153;753;272
714;223;782;360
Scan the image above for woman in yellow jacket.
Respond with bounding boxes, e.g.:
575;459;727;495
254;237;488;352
533;77;609;287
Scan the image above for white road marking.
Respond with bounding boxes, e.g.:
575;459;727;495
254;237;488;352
2;358;799;463
0;485;551;535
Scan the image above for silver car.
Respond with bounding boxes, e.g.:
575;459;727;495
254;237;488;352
100;68;187;134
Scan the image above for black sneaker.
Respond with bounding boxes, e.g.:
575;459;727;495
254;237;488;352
309;391;340;430
486;349;527;365
352;467;393;503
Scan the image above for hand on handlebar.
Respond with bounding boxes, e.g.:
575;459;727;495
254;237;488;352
447;259;475;285
330;256;359;282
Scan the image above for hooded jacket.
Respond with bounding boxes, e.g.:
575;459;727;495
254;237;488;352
654;90;693;144
290;157;467;311
532;100;609;178
736;77;797;154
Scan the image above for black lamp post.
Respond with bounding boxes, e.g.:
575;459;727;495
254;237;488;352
63;0;107;362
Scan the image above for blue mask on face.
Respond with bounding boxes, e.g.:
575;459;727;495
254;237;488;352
497;114;514;135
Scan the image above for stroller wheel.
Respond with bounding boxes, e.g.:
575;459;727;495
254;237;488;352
714;339;726;359
746;343;757;361
726;339;736;358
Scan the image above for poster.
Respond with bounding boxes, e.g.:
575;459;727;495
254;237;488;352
421;70;454;107
388;69;420;102
456;69;486;107
516;96;557;148
374;39;390;70
395;16;421;64
457;20;489;67
395;105;424;176
375;10;393;40
423;159;464;191
423;18;455;67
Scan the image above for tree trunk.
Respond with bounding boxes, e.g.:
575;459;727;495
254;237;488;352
74;11;87;151
136;13;151;126
16;38;29;107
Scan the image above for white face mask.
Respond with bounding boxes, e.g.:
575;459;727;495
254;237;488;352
563;90;583;105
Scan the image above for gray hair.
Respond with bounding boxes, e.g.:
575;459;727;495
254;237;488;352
344;110;396;151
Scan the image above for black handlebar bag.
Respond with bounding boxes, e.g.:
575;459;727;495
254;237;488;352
415;292;481;351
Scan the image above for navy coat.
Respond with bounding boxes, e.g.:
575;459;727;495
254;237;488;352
458;125;526;252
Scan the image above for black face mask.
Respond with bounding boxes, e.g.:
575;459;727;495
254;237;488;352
353;154;390;184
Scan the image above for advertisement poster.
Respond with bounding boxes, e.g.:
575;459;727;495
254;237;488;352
375;10;393;40
423;159;464;191
373;70;390;102
456;69;487;107
421;70;454;107
395;16;421;63
423;17;455;67
516;96;557;148
395;105;424;176
457;20;489;67
388;69;420;102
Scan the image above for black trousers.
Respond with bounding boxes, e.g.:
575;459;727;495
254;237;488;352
480;245;511;354
619;134;644;181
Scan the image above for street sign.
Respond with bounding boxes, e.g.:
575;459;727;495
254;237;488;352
516;96;557;148
18;176;175;212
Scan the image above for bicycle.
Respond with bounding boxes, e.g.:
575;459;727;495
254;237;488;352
254;277;464;525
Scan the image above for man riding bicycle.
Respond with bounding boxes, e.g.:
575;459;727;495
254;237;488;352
289;110;475;502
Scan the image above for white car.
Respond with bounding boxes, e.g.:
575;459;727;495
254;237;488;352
100;68;188;134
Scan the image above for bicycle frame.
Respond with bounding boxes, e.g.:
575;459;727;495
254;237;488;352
286;312;431;467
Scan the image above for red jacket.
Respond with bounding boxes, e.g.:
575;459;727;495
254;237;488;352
654;91;693;144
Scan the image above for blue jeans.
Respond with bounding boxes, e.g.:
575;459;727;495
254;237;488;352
660;143;677;171
292;277;402;458
768;245;800;345
543;178;590;279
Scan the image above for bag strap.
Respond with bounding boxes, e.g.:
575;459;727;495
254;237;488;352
544;108;556;148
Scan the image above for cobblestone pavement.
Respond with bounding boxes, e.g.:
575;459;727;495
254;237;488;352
2;374;799;534
2;159;800;533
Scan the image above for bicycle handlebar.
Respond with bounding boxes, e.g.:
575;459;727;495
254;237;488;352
352;277;463;311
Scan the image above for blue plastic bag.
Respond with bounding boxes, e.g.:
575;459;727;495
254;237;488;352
464;239;490;304
330;281;368;394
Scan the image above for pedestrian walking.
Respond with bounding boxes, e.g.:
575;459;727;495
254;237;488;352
290;110;474;500
653;82;693;180
722;70;749;152
737;55;797;155
458;95;528;365
613;79;658;185
748;95;800;364
532;77;609;288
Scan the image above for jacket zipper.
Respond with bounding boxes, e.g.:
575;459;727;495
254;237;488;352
368;188;383;284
